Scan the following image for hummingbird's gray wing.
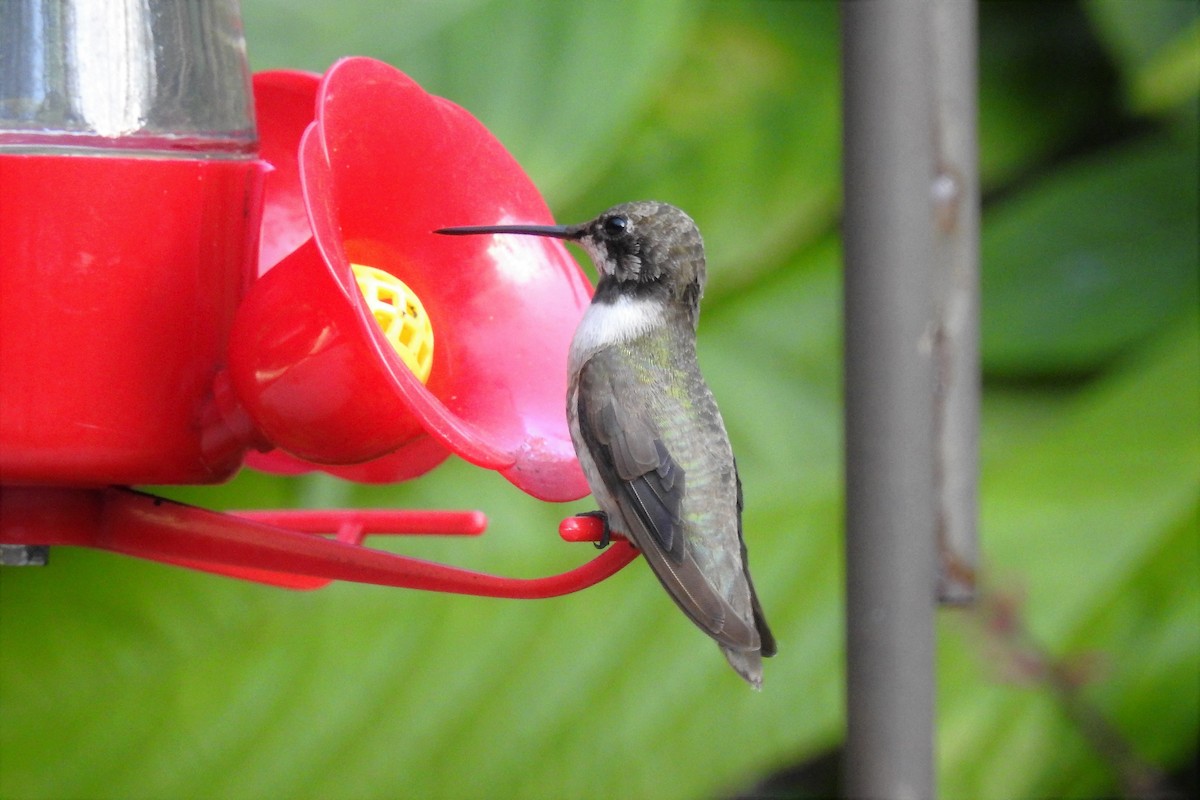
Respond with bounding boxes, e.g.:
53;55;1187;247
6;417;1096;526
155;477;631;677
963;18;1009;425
594;402;686;560
576;358;761;653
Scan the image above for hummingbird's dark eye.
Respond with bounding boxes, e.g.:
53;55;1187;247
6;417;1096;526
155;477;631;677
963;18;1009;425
602;215;629;237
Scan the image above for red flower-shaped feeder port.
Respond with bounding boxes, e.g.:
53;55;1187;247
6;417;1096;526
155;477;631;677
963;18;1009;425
235;59;592;502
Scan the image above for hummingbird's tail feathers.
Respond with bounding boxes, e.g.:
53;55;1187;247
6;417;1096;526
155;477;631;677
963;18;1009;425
722;645;764;690
739;540;776;658
634;526;762;653
752;589;777;658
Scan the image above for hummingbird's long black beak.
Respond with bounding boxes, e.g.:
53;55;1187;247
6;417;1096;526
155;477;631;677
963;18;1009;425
434;223;581;240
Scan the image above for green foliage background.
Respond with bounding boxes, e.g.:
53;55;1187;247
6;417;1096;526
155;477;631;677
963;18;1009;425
2;1;1197;798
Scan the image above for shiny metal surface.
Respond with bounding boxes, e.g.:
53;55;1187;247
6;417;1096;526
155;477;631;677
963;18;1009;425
0;0;256;154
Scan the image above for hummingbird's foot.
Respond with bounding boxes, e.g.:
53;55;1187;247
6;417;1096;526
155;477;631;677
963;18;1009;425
577;510;611;549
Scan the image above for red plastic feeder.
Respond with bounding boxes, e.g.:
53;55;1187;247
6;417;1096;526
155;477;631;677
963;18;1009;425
0;9;637;595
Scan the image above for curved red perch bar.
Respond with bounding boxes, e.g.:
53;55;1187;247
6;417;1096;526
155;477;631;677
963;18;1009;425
0;487;637;597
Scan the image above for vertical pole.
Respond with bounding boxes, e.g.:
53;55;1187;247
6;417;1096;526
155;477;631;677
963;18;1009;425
930;0;980;605
841;0;937;797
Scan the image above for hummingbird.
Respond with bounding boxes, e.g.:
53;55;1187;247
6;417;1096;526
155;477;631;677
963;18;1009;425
436;201;775;688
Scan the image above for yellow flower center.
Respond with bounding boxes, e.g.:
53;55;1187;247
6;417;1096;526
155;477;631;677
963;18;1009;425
351;264;434;384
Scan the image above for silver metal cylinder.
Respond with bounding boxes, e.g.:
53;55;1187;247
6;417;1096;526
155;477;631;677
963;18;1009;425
0;0;256;155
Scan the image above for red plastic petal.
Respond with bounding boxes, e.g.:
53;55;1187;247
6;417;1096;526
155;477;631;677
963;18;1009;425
299;123;513;470
253;70;320;274
249;70;453;482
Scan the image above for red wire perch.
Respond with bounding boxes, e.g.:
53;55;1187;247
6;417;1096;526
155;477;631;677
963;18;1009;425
0;486;638;596
161;507;488;589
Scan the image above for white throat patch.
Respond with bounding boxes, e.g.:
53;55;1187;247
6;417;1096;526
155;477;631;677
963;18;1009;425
569;295;664;365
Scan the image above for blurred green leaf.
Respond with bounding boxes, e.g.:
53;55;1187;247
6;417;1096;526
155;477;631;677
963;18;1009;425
978;2;1121;186
1130;19;1200;114
1088;0;1199;63
242;0;694;207
941;316;1200;798
1087;0;1200;114
560;1;843;298
1088;501;1200;766
981;134;1199;378
701;236;842;504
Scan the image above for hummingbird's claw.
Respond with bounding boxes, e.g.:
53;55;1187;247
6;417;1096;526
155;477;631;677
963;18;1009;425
578;510;611;549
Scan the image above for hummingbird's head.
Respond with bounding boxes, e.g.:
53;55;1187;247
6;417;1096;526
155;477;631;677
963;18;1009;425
571;201;706;314
436;200;707;323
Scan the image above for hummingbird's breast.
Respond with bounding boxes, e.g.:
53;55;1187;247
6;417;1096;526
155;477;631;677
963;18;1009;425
567;294;667;375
